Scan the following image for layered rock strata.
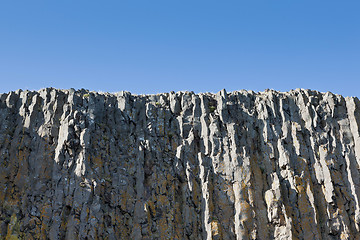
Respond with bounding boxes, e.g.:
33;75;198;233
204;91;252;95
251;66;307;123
0;88;360;240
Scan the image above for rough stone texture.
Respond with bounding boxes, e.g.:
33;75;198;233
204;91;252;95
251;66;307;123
0;88;360;239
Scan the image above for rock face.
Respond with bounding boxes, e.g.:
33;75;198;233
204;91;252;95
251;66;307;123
0;88;360;239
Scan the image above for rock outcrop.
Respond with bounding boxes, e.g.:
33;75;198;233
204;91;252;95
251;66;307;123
0;88;360;239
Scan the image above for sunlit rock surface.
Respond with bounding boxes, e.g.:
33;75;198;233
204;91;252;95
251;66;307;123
1;88;360;239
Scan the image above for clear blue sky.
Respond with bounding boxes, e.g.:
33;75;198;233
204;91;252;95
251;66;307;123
1;0;359;97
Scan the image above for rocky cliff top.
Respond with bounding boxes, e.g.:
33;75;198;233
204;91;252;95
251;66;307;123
0;88;360;239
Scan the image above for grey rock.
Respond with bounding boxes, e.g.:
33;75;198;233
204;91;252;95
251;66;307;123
0;88;359;239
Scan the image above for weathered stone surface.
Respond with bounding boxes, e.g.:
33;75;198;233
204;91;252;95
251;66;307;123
0;88;360;239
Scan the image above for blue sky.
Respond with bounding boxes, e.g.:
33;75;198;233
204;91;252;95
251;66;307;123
0;0;359;96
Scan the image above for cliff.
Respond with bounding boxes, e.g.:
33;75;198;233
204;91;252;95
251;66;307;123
0;88;360;239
